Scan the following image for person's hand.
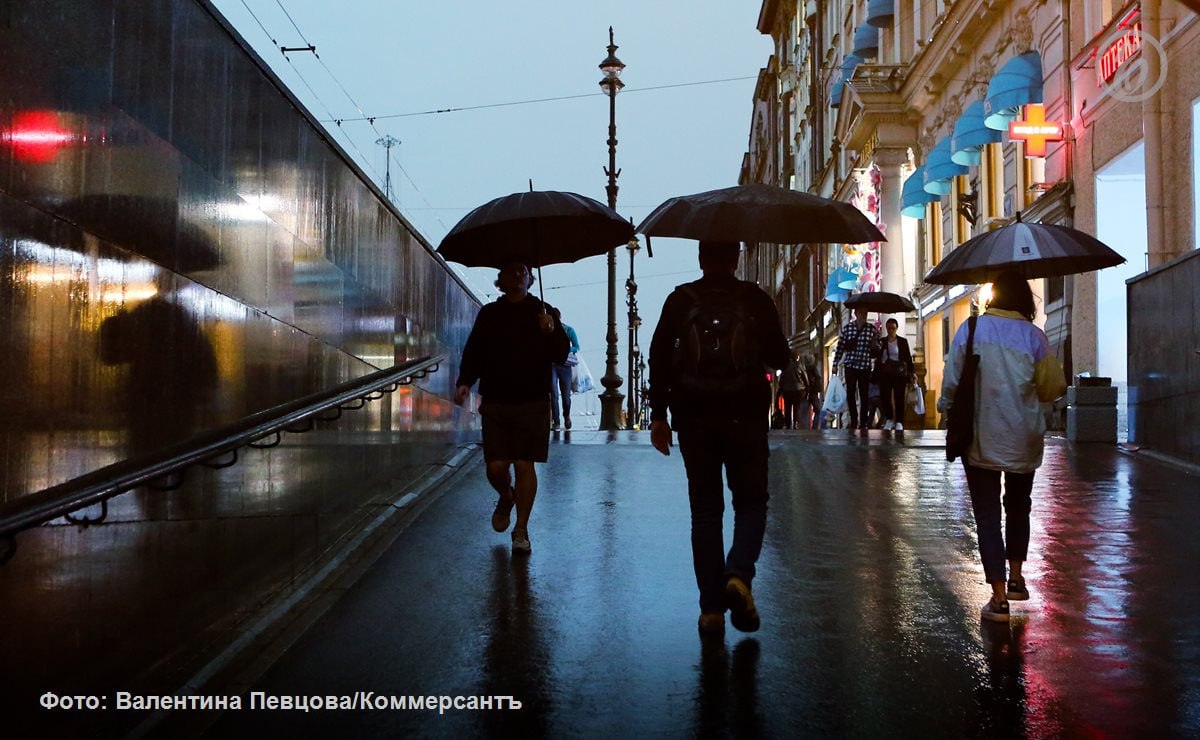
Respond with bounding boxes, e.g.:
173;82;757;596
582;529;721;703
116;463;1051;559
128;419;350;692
453;384;471;406
537;313;555;334
650;419;673;456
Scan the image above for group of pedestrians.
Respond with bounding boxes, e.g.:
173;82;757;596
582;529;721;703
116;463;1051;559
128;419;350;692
453;249;1066;631
830;307;916;432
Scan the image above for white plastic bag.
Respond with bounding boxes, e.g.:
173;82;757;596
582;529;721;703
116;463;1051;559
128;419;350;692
824;374;847;414
910;385;926;415
572;356;595;394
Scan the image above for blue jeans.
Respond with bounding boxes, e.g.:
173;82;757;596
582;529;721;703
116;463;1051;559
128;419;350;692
964;463;1034;583
549;364;572;424
677;417;770;614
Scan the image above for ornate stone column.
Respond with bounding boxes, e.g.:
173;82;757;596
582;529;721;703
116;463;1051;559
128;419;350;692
874;146;909;296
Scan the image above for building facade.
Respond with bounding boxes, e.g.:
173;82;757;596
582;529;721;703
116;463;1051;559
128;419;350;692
748;0;1198;443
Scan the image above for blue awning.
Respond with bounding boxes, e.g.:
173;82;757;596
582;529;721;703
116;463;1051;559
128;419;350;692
951;101;1003;166
984;51;1044;130
831;54;862;108
922;138;968;195
867;0;895;28
901;167;938;218
852;23;879;58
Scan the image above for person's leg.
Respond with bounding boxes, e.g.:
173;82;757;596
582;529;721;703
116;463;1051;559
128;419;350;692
678;425;728;616
852;370;871;429
549;367;562;427
512;460;538;529
964;462;1008;604
485;460;512;495
798;399;812;431
844;370;861;430
558;366;572;427
880;378;896;426
1003;471;1035;585
892;380;907;427
723;423;769;585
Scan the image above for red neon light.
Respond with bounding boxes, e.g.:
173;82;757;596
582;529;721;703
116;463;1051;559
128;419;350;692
3;110;74;163
1097;22;1143;87
1008;104;1064;158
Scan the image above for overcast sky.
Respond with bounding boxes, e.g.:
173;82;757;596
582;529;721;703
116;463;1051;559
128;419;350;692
210;0;773;415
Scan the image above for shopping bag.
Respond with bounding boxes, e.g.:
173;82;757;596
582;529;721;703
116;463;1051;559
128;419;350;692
824;374;847;414
572;356;595;394
908;385;926;416
946;317;979;462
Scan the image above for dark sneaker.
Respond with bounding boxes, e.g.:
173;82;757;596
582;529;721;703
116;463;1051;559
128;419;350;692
511;526;531;555
1006;579;1030;601
981;598;1010;622
698;612;725;635
491;490;514;533
725;576;760;632
551;421;561;431
564;417;572;430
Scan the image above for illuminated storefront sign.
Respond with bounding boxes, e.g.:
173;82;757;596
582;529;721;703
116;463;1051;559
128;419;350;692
1008;104;1064;158
1096;12;1143;88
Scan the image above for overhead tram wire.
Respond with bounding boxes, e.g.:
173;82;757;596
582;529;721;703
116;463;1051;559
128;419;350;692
251;0;449;234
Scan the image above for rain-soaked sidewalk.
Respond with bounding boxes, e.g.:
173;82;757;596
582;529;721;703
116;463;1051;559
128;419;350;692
194;429;1200;737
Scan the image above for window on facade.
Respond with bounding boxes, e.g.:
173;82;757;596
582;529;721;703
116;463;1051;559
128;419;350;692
1045;276;1065;304
953;175;972;244
1086;0;1119;42
984;143;1004;219
926;201;944;266
1018;141;1039;209
941;315;951;360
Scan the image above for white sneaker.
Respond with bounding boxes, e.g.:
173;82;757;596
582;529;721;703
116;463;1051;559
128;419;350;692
895;422;904;431
511;527;531;555
883;420;894;431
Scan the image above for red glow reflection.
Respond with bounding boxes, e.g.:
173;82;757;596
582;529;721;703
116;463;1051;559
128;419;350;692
4;110;75;163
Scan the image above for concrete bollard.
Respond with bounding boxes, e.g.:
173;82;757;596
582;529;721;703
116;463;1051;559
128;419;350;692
1066;376;1118;443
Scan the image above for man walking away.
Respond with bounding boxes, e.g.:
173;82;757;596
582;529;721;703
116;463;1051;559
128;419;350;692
832;306;879;434
778;352;809;429
454;261;570;555
648;241;790;636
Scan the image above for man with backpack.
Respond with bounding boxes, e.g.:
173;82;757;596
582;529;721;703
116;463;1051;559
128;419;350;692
648;240;790;636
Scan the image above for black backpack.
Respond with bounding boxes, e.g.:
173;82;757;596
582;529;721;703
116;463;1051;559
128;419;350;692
672;283;761;394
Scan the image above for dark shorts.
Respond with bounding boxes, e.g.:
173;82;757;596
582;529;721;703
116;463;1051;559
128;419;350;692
480;400;552;463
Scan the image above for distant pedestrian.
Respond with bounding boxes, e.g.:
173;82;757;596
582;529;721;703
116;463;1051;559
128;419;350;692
938;270;1067;622
801;352;822;430
550;323;581;430
648;241;790;635
877;318;916;432
454;261;570;555
832;306;879;434
778;352;809;429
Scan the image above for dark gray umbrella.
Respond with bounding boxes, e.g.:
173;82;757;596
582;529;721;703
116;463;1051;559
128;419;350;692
924;217;1125;285
437;190;634;269
635;183;884;245
844;291;916;313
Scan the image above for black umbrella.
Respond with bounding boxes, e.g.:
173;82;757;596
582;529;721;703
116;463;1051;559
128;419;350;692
924;216;1126;285
844;291;916;313
635;183;885;246
437;190;634;270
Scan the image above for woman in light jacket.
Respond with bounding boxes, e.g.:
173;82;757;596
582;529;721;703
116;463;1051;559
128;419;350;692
938;270;1067;623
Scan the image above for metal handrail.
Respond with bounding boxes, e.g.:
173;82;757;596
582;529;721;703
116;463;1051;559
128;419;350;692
0;355;445;561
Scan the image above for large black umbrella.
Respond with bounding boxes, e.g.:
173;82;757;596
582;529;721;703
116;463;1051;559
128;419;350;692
437;190;634;269
635;183;884;246
924;217;1125;285
844;291;916;313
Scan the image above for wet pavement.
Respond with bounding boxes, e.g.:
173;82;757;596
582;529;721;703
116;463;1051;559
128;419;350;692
196;429;1200;738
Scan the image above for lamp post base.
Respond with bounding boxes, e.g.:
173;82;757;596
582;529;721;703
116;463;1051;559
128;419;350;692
598;389;626;431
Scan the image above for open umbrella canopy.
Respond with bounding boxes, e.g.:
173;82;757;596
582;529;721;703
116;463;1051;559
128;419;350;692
437;190;634;269
844;291;916;313
636;183;884;245
924;218;1125;285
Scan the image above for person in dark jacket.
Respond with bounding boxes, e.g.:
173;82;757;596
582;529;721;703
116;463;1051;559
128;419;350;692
648;241;790;636
454;260;570;555
877;317;916;432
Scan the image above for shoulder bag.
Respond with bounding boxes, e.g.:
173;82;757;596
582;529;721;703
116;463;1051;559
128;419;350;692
945;316;979;462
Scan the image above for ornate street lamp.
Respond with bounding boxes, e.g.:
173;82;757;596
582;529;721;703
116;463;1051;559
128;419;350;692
597;27;626;431
625;234;641;429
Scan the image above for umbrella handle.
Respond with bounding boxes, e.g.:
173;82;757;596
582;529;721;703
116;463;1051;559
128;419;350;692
537;265;546;309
